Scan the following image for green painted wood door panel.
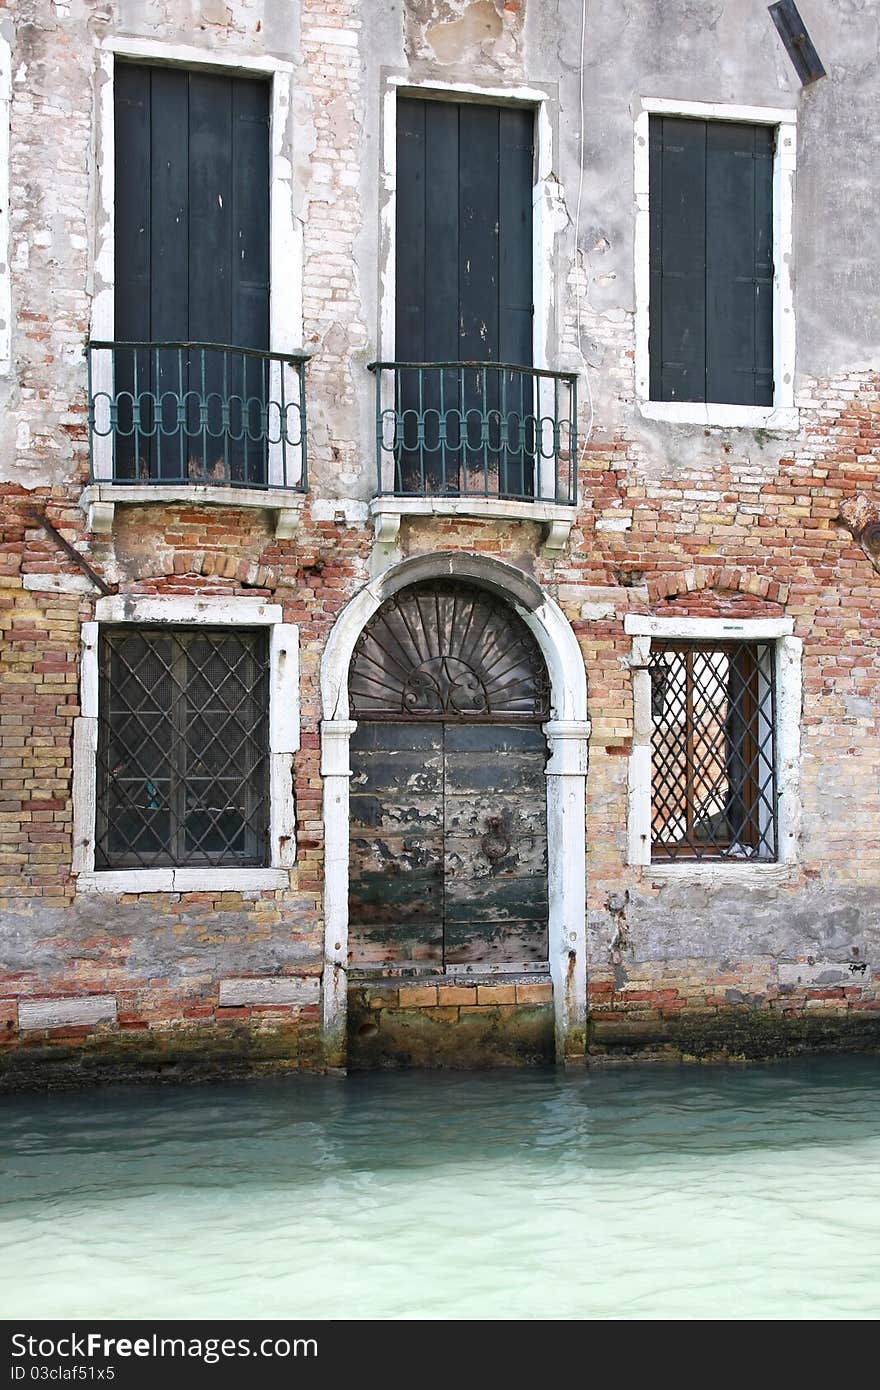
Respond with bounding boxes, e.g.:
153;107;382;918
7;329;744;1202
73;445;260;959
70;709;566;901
348;721;548;969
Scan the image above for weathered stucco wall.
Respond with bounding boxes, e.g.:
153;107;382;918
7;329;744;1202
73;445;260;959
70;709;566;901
1;0;879;1082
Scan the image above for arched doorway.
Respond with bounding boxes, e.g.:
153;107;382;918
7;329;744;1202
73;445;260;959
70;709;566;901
347;580;551;971
319;551;589;1065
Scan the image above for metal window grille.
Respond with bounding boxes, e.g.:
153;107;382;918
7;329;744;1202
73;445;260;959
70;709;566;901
650;641;777;861
96;627;270;869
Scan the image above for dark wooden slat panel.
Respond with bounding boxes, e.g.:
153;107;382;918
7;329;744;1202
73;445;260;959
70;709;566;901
349;715;445;966
348;926;444;967
444;833;546;881
350;833;444;877
424;100;460;361
349;793;444;832
444;874;548;923
443;754;545;795
444;794;540;838
443;723;546;753
706;122;774;406
148;68;190;478
648;114;664;403
458;102;500;361
231;76;271;352
649;115;707;402
230;77;271;484
753;125;775;405
149;67;190;340
188;72;233;343
443;719;548;959
444;922;547;964
114;64;152;342
498;105;534;367
351;723;442;752
351;749;443;796
395;97;427;362
349;870;443;922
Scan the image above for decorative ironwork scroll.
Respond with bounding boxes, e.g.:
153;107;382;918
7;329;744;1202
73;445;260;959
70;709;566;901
349;582;550;722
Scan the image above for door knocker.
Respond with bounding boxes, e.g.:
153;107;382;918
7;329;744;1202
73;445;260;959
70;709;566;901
481;816;511;864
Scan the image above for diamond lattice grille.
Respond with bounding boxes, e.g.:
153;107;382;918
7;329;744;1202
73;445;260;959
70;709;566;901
96;627;270;868
650;641;777;861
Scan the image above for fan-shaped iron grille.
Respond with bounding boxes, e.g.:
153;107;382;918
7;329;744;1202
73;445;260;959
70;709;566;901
349;582;550;722
95;626;269;868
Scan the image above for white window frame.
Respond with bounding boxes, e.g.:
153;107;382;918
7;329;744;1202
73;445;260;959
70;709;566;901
634;98;798;431
624;615;802;879
371;76;575;552
73;596;299;894
89;39;305;504
0;34;11;375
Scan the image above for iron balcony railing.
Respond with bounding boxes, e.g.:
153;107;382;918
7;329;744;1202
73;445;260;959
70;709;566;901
87;341;308;491
367;361;578;505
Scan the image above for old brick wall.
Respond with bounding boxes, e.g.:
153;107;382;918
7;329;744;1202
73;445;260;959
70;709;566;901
0;0;878;1079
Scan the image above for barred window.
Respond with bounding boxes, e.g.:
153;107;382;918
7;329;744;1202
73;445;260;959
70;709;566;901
649;641;777;861
96;627;270;869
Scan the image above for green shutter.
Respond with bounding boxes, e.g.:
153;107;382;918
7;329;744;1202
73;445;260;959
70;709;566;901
650;115;775;406
649;116;707;402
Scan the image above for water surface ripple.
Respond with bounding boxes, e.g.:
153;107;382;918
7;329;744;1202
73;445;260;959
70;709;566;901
2;1057;879;1319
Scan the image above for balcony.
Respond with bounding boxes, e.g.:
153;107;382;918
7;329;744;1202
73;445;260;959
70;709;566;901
82;341;308;537
367;361;578;552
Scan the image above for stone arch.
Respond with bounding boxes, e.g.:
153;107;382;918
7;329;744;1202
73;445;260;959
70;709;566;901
319;552;590;1066
322;551;588;723
648;565;789;606
119;551;281;591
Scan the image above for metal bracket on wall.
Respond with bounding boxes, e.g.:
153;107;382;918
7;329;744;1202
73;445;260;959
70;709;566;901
768;1;826;86
28;508;115;596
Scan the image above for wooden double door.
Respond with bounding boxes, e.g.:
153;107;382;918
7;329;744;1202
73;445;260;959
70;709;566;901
347;582;550;971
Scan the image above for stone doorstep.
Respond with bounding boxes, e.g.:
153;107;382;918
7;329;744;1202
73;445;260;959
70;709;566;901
358;978;554;1009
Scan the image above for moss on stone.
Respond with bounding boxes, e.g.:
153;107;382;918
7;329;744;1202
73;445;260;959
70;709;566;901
347;991;555;1070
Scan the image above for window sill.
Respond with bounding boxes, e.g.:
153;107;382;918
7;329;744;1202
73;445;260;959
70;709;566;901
643;860;798;885
370;495;575;553
80;484;305;540
75;867;290;895
637;401;799;432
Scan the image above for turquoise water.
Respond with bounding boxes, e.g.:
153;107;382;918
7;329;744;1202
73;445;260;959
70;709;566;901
2;1058;879;1320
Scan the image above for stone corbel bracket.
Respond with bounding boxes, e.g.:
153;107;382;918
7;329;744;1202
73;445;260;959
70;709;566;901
839;494;880;575
541;516;573;555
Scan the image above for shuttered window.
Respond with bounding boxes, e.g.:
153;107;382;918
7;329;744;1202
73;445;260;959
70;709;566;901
648;116;774;406
396;97;534;367
114;62;270;351
113;64;271;484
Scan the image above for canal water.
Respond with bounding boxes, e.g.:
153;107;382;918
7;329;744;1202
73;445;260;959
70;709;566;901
2;1057;879;1320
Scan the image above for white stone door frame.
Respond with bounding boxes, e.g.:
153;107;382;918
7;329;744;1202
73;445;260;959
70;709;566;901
319;552;590;1065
